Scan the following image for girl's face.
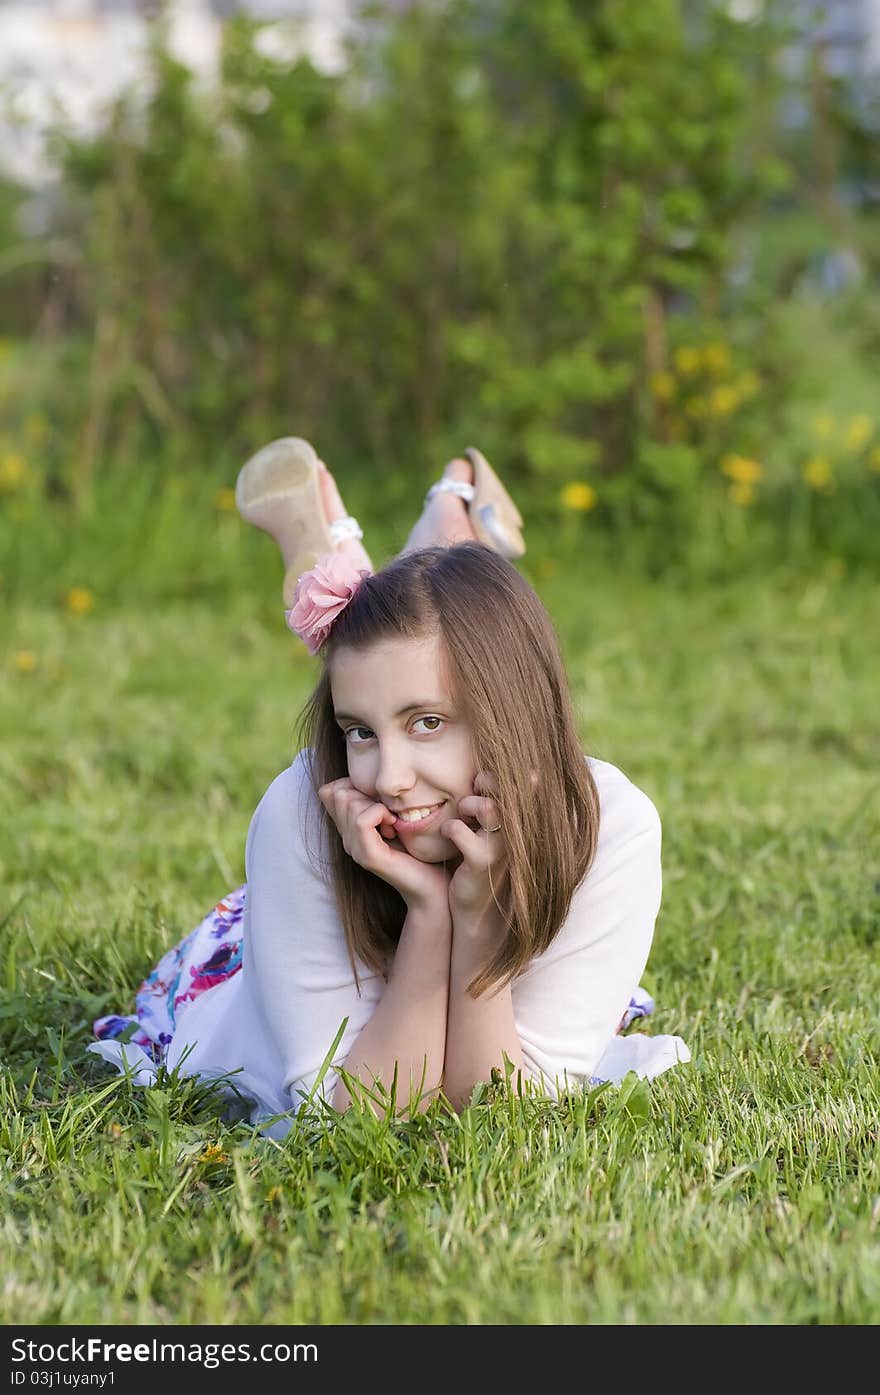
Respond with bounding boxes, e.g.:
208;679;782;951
329;632;478;863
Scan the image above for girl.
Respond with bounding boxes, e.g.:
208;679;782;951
90;443;689;1135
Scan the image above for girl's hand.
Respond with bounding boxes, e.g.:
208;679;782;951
318;777;451;915
441;771;509;926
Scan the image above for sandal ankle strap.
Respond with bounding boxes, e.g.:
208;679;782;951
425;478;475;504
328;515;363;543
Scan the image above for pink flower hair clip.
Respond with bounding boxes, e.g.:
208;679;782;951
285;551;372;655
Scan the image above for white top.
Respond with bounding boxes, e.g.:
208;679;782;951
90;751;689;1135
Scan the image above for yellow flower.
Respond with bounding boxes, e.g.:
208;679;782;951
560;482;597;513
735;371;760;399
0;451;26;492
64;586;95;615
844;414;873;453
674;346;702;377
265;1185;283;1203
198;1142;228;1164
809;412;835;441
649;371;676;403
728;481;756;507
214;487;237;512
721;454;763;485
869;447;880;474
708;385;740;417
24;413;48;444
13;650;39;673
683;395;708;420
704;343;731;375
803;455;833;490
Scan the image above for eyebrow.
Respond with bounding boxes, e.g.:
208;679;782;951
333;700;449;724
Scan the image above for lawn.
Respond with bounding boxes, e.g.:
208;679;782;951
1;545;878;1324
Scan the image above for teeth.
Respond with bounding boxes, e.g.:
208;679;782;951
397;804;442;823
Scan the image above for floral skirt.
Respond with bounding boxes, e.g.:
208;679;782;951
93;885;247;1065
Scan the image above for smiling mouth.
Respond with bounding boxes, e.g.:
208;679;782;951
391;802;446;832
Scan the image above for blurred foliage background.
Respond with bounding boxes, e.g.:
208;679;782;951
1;0;879;604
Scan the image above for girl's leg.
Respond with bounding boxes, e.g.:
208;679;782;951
315;462;374;572
398;457;479;554
319;455;480;562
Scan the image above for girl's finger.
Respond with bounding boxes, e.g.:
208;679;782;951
457;794;500;831
440;817;490;864
318;778;350;805
355;801;394;833
473;770;499;798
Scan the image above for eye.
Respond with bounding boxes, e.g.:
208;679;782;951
413;716;443;734
345;726;375;744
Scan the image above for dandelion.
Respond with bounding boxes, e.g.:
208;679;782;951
704;343;731;374
809;412;835;441
674;346;702;377
708;385;740;417
649;371;676;403
266;1185;283;1203
721;454;763;485
198;1142;228;1164
214;487;237;512
735;371;760;399
728;481;756;507
64;586;95;615
560;482;597;512
24;413;48;444
803;455;833;490
0;451;26;492
13;650;39;673
844;414;873;452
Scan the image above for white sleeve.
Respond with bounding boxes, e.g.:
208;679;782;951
512;764;662;1097
243;752;385;1111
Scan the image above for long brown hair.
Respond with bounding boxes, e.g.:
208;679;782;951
294;543;599;998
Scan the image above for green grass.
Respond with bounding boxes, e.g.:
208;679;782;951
2;537;879;1324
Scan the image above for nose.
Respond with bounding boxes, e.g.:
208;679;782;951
374;738;416;804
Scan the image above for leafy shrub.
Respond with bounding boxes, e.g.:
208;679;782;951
1;0;877;583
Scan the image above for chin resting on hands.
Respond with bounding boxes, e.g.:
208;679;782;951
317;776;451;915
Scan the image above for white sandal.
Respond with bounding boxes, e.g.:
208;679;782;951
425;446;525;559
235;437;367;606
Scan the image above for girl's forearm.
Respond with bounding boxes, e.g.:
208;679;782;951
332;905;452;1116
443;909;524;1112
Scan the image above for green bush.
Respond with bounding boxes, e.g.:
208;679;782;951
1;0;878;586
